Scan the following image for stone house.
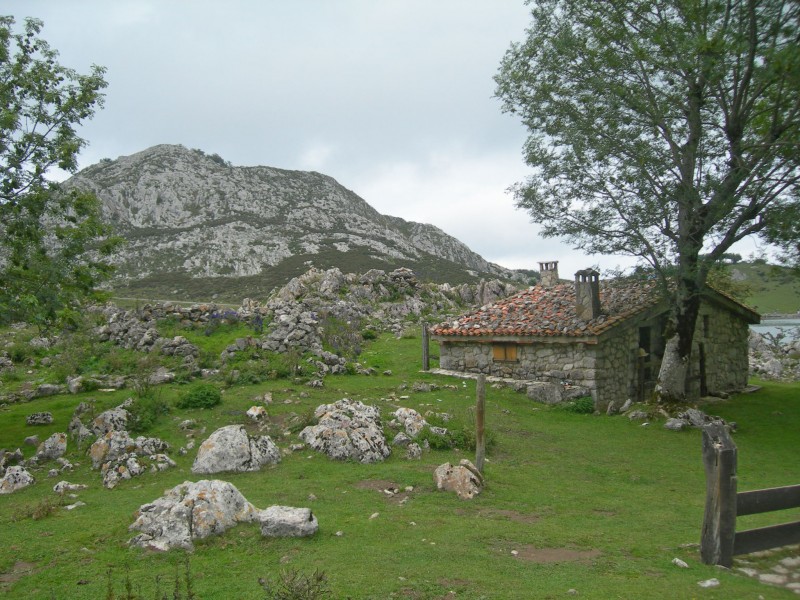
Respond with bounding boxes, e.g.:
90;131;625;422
430;262;759;410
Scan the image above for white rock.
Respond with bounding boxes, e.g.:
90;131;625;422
0;466;35;494
671;558;689;568
697;578;720;588
257;506;318;538
192;425;280;474
129;480;258;551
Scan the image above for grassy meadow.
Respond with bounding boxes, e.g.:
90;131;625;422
0;330;798;599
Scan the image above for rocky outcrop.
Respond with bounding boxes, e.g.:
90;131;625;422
191;425;280;474
129;480;259;551
299;399;390;464
129;479;317;550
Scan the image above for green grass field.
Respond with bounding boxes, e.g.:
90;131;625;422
1;333;798;599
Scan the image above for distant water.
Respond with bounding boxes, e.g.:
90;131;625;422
751;318;800;344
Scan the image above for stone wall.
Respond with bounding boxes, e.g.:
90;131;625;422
691;301;752;395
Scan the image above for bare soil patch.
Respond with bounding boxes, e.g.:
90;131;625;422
0;561;37;585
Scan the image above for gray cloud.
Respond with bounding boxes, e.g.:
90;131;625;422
5;0;644;272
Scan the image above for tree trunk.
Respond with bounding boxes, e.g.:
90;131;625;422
655;277;702;403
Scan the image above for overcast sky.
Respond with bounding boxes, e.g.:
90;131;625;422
5;1;763;276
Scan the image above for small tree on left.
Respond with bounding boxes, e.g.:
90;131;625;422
0;16;120;331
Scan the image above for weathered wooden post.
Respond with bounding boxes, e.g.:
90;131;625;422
700;422;738;567
421;323;430;371
475;374;486;473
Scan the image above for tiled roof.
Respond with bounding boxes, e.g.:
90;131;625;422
430;279;663;338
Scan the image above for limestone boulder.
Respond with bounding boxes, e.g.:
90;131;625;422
191;425;280;474
35;433;67;461
393;407;426;437
257;506;318;538
299;399;390;464
433;459;483;500
91;407;129;436
526;382;564;405
26;412;53;426
0;466;35;494
129;480;258;551
90;430;135;468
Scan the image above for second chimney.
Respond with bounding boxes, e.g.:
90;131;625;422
575;269;601;321
539;261;559;288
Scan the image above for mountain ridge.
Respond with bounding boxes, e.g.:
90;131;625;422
65;144;521;301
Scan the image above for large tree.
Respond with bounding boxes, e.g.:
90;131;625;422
495;0;800;401
0;16;118;331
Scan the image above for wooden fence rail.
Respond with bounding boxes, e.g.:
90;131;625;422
700;422;800;567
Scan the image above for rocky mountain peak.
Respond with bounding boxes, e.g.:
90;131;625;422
66;144;520;300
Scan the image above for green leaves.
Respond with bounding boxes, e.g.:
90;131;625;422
495;0;800;275
0;16;107;204
0;17;117;332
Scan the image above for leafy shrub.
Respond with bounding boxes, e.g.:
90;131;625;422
128;395;170;433
361;329;378;341
177;383;221;409
558;396;595;414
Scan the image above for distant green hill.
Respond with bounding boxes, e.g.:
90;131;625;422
729;261;800;315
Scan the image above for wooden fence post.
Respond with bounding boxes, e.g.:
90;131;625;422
700;422;738;567
475;374;486;473
422;323;430;371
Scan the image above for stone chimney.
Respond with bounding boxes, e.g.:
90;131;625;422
574;269;601;321
538;261;559;288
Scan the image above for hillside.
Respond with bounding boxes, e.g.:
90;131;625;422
729;261;800;315
64;145;521;301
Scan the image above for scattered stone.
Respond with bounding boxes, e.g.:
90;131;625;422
0;466;35;494
192;425;280;474
54;481;88;494
35;433;67;461
65;501;86;510
627;410;649;421
433;459;483;500
405;443;422;460
26;412;53;426
672;558;689;568
393;407;427;437
697;578;720;589
34;384;65;398
129;480;258;551
392;432;412;447
179;419;196;430
68;417;94;445
24;435;39;447
299;399;390;464
102;453;175;489
664;418;687;431
257;506;318;538
246;406;268;421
